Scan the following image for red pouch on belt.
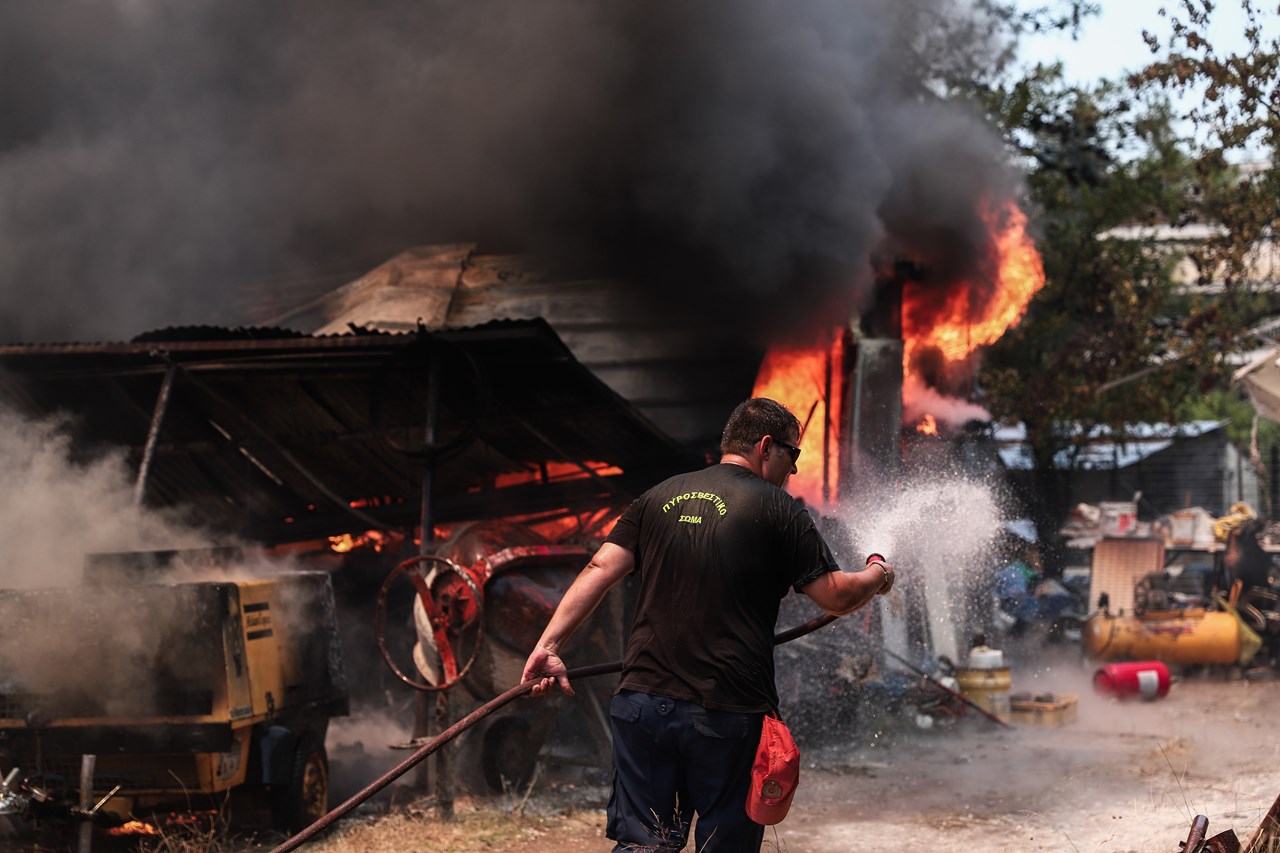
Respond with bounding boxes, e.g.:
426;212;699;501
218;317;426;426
745;712;800;825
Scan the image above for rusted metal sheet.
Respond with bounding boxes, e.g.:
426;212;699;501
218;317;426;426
1206;829;1242;852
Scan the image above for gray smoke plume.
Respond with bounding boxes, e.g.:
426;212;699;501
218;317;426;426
0;407;211;587
0;1;1020;346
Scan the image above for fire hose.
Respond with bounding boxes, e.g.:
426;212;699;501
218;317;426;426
268;612;839;853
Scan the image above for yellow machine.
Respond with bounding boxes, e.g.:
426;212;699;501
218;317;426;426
1082;608;1247;665
0;553;348;833
1081;536;1264;668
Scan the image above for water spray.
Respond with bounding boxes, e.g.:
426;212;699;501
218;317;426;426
835;473;1006;665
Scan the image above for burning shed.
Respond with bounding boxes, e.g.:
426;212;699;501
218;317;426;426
0;318;700;545
0;318;703;833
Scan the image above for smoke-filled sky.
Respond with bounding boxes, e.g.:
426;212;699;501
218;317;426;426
0;1;1022;345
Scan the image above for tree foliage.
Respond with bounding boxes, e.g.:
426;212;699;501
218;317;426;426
979;68;1213;458
1136;1;1280;300
966;3;1280;539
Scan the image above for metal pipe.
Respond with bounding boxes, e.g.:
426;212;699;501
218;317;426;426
420;355;454;819
268;611;846;853
133;361;178;505
76;755;94;853
880;647;1010;728
1182;814;1209;852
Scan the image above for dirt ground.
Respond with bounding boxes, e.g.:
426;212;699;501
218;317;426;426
775;674;1280;852
5;657;1279;853
308;655;1280;853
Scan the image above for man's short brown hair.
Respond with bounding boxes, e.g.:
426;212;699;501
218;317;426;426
720;398;801;457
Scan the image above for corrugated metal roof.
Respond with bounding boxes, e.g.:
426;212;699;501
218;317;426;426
258;245;762;450
995;420;1228;471
0;319;699;543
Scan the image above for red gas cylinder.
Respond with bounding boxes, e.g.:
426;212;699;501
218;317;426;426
1093;661;1172;701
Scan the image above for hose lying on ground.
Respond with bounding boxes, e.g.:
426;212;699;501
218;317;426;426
269;613;840;853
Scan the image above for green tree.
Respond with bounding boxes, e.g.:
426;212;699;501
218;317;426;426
971;0;1280;558
972;57;1265;558
1135;1;1280;331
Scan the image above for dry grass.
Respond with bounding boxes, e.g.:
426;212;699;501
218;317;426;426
80;800;603;853
303;801;607;853
131;817;240;853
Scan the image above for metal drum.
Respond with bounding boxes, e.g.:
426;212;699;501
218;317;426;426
954;665;1013;723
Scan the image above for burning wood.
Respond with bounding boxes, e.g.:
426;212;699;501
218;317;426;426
750;330;845;507
329;530;393;553
106;819;161;836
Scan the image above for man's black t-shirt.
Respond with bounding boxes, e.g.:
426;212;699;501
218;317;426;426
604;463;838;713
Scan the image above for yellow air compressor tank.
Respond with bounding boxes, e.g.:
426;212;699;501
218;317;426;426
1082;609;1242;665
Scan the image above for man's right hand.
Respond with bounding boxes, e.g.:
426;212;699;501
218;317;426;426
522;645;574;697
873;561;896;595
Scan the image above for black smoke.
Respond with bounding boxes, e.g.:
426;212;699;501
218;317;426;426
0;1;1021;345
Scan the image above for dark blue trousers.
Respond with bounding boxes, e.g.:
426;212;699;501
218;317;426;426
607;690;766;852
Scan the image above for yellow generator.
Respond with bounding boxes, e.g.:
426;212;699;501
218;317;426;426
0;550;348;834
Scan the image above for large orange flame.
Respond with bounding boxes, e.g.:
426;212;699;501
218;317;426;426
903;200;1044;369
901;199;1045;432
750;329;844;508
752;197;1044;489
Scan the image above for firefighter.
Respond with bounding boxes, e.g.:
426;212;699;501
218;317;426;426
521;397;894;852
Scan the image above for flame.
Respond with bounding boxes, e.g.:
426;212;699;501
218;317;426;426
349;496;399;509
329;530;390;553
107;820;161;836
750;330;844;508
485;461;625;491
750;198;1043;499
902;200;1044;369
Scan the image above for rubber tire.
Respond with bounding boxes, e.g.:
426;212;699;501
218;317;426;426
271;730;329;835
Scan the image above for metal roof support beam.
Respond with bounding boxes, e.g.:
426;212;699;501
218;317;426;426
410;353;456;818
172;366;386;532
134;363;178;506
510;415;633;501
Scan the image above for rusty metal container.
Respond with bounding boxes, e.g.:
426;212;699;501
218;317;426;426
954;651;1013;723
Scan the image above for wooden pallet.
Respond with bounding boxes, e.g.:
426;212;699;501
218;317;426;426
1009;693;1078;727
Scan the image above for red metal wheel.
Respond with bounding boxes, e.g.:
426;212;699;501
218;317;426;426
375;554;486;691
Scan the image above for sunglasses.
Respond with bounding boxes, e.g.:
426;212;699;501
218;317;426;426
770;436;802;464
